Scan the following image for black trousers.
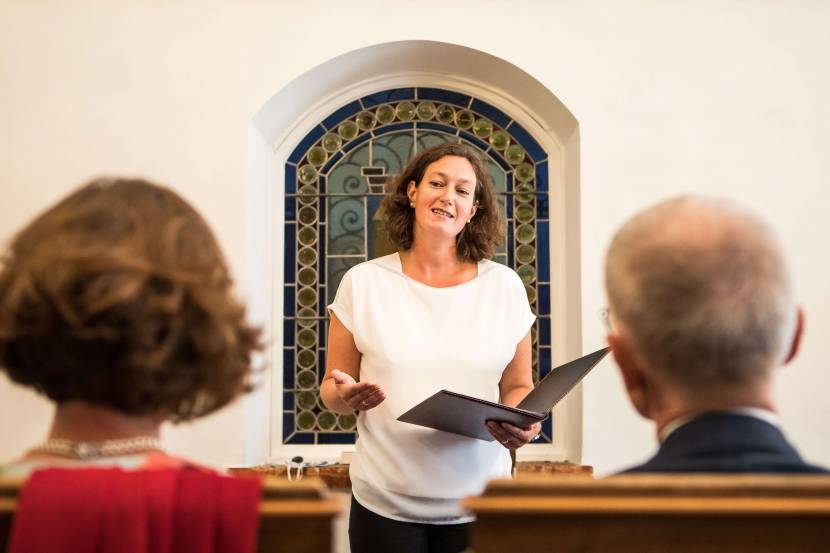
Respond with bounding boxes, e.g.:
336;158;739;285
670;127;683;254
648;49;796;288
348;495;470;553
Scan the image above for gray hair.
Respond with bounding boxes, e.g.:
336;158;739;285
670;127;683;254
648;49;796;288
605;196;797;391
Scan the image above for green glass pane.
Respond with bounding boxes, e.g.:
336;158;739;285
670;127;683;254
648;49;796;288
297;286;316;308
525;284;537;304
486;159;507;193
297;410;316;430
298;226;317;246
356;110;376;131
517;264;536;285
516;244;537;264
338;413;357;430
327;197;365;257
436;104;455;123
416;101;436;120
516;223;536;244
455;110;474;129
318;411;337;430
417;130;455;152
297;307;316;328
506;144;526;165
396;102;416;121
298;206;317;225
515;163;534;183
473;118;493;139
338;120;359;140
327;143;369;194
297;369;317;389
515;182;534;203
298;165;318;185
298;246;317;266
308;146;328;167
297;328;316;349
376;104;395;124
490;130;510;150
515;203;534;224
373;133;415;176
322;132;341;153
298;185;317;205
297;349;316;369
298;391;317;410
298;267;317;287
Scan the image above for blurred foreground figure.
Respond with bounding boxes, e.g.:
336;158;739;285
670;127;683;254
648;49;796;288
0;177;263;553
603;195;826;474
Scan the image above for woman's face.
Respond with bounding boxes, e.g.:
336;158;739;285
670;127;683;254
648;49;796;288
406;155;478;241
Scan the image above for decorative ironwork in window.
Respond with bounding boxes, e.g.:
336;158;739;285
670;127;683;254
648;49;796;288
282;88;551;445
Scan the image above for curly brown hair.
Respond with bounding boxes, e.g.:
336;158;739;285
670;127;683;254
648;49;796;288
381;143;504;262
0;178;261;422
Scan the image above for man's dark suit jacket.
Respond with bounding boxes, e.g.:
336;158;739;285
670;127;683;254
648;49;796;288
623;412;828;474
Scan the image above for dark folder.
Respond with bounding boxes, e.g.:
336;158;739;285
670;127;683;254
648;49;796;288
397;347;609;441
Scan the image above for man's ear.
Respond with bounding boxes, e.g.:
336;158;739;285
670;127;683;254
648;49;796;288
783;306;805;366
406;180;417;204
608;332;651;420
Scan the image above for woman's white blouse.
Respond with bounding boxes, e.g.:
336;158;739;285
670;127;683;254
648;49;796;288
328;253;535;522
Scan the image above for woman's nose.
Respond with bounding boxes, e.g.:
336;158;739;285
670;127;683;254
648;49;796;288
439;187;453;203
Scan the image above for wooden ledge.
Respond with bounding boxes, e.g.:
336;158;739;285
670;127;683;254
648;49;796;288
230;461;592;489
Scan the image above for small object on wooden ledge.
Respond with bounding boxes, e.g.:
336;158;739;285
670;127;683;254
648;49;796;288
229;461;590;489
515;461;593;477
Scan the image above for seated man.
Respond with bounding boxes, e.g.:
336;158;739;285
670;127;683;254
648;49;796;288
603;195;826;473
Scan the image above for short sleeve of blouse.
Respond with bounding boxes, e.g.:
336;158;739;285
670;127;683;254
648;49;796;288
327;269;355;333
510;270;536;344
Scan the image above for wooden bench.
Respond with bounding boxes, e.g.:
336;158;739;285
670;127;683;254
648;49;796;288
464;474;830;553
0;475;340;553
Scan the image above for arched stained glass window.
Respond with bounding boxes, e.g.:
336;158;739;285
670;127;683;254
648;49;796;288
282;87;552;445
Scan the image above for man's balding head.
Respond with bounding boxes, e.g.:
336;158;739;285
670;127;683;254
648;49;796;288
605;196;798;400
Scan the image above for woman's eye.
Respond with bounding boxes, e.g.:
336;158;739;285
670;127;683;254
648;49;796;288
457;189;470;196
430;181;444;187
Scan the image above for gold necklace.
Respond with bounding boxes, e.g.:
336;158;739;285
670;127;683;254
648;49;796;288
28;436;162;460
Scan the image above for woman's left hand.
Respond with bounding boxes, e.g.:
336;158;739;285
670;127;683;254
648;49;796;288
486;420;541;450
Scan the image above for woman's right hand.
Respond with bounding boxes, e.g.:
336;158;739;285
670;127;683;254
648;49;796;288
331;369;386;411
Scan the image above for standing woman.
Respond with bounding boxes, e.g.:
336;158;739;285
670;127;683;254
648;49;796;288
321;143;538;553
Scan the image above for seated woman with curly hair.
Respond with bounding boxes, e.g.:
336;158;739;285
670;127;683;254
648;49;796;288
0;178;263;552
0;177;261;472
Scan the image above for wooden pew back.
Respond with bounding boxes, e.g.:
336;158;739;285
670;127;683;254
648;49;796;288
0;475;339;553
464;474;830;553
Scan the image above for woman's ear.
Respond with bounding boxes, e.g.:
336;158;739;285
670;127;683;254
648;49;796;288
406;180;417;204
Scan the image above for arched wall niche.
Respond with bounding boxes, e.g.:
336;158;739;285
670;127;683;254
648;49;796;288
245;40;582;465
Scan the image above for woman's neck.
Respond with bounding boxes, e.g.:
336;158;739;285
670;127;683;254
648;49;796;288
46;402;163;442
401;240;477;287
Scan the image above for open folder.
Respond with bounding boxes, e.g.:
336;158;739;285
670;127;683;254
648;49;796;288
397;347;610;441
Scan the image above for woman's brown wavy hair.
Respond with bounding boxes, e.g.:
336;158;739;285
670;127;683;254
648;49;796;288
381;143;504;262
0;178;261;422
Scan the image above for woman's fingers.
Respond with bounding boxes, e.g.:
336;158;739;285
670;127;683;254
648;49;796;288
486;421;540;449
341;383;385;410
338;380;376;401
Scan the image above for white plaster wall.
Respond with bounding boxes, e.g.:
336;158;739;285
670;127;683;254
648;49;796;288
1;1;828;475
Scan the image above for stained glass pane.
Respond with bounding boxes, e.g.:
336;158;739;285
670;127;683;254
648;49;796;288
282;87;551;444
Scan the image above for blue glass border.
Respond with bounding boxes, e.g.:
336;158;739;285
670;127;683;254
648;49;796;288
506;122;546;163
470;99;511;128
361;87;416;107
321;100;362;130
416;87;471;107
288;125;326;164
